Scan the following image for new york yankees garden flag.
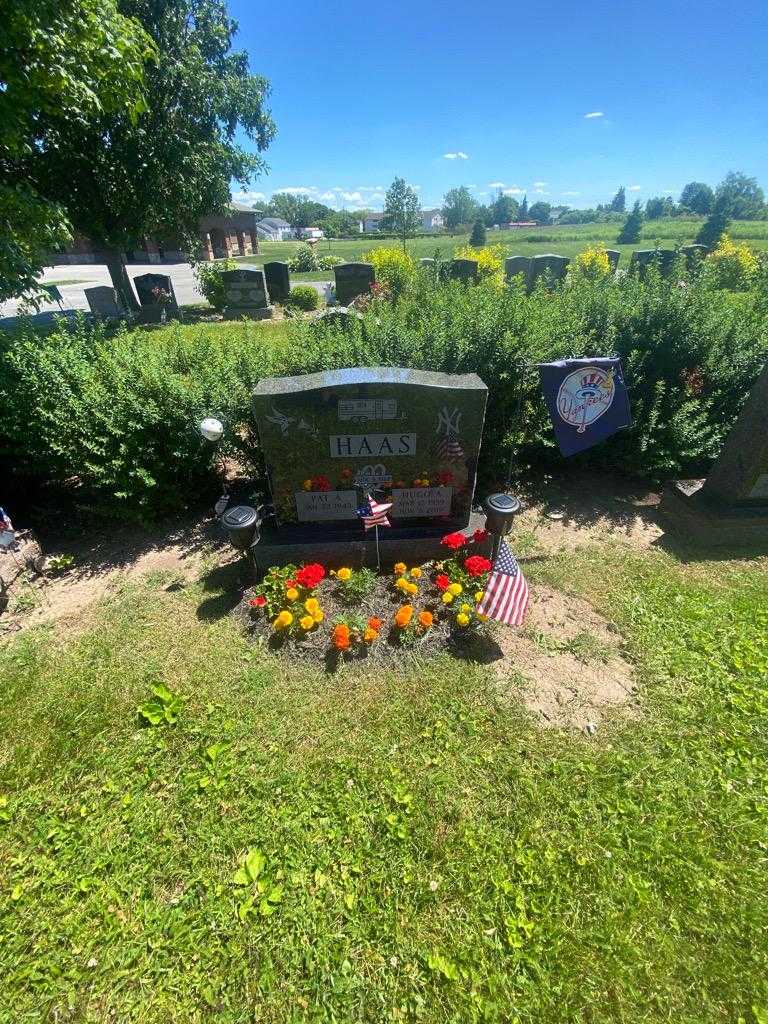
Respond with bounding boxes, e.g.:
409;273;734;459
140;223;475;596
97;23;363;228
538;357;631;457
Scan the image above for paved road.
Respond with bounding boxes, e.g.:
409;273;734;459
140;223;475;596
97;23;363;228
0;262;331;325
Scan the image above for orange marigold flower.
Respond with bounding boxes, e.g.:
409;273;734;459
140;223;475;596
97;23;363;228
363;627;379;642
394;605;414;628
419;611;434;628
367;616;383;631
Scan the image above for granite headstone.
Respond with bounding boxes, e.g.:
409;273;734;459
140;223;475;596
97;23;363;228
504;255;531;285
449;258;479;283
605;249;621;272
264;261;290;303
660;361;768;546
334;263;375;305
529;254;570;289
251;367;488;567
221;268;274;320
85;286;126;319
133;272;181;322
630;249;677;279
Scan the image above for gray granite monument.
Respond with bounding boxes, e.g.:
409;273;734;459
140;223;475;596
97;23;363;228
222;268;274;320
660;361;768;547
133;272;181;322
250;367;489;569
680;244;709;268
264;261;290;303
448;259;479;283
630;249;677;279
85;286;126;319
529;254;570;289
334;263;375;306
504;256;531;286
605;249;621;272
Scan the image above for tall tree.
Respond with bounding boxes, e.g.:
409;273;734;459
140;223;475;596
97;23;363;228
469;219;487;246
20;0;275;309
490;191;519;225
679;182;714;215
617;201;643;244
381;177;421;250
441;186;477;231
715;172;765;220
1;0;154;301
610;186;626;213
696;193;732;248
518;194;529;220
528;201;552;225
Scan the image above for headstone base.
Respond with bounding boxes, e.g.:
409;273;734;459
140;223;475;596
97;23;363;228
224;305;274;321
660;479;768;548
247;513;491;577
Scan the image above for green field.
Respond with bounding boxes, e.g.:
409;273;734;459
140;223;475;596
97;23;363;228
239;218;768;280
1;532;767;1021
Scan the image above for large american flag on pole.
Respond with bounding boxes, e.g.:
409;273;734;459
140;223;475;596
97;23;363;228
477;539;529;626
356;493;392;531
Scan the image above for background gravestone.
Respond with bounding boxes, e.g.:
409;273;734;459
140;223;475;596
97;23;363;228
419;258;436;269
133;272;181;322
605;249;621;272
221;268;273;320
251;367;488;568
264;261;290;303
680;244;708;268
449;259;478;283
630;249;677;279
85;286;126;319
660;361;768;546
504;255;531;286
529;254;569;289
334;263;375;305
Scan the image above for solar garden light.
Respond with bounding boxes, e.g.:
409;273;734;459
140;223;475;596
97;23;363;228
199;417;224;442
483;492;522;561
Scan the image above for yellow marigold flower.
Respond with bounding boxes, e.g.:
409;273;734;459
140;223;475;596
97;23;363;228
299;615;315;631
406;582;418;595
448;582;463;596
302;479;313;491
474;591;484;602
442;591;454;604
337;567;352;581
304;597;320;614
285;587;299;602
394;562;406;575
395;577;409;590
409;567;422;578
477;613;488;622
460;603;471;614
456;613;470;627
363;627;379;642
273;610;293;629
313;610;324;623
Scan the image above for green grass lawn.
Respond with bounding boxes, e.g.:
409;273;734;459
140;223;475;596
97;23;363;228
238;218;768;278
1;538;767;1022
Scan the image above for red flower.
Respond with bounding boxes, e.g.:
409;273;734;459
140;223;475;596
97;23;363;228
311;475;332;492
472;528;489;543
435;573;450;591
296;563;326;589
441;531;467;550
249;595;267;607
464;555;492;577
437;470;454;486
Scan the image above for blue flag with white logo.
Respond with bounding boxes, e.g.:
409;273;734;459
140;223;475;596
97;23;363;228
538;357;631;457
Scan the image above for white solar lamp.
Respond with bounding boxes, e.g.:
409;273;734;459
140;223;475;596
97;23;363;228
199;417;224;442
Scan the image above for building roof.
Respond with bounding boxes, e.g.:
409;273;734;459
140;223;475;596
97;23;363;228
364;212;385;221
422;209;443;217
229;201;256;213
257;217;291;229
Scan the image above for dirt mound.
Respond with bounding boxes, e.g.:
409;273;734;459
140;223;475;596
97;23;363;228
491;584;638;730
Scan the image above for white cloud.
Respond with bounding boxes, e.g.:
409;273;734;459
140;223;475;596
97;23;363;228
628;184;642;191
232;189;266;204
533;188;549;195
443;151;469;160
275;186;318;195
503;187;524;196
370;191;386;201
584;111;604;119
318;191;336;201
356;185;385;192
339;191;363;203
533;181;548;188
561;190;581;196
488;181;506;188
410;184;422;191
476;192;489;198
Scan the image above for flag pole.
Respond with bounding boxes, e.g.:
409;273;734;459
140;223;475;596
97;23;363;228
374;524;381;570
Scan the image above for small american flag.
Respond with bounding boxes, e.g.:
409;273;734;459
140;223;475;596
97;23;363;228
478;540;529;626
436;435;465;462
356;493;392;531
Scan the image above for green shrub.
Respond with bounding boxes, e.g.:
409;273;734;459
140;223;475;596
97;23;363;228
285;285;320;311
704;234;760;290
289;244;321;273
193;258;238;310
364;247;414;297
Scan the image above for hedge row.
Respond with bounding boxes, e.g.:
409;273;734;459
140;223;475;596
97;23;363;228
1;269;766;521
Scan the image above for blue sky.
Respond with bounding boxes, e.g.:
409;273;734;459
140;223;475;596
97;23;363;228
228;0;768;212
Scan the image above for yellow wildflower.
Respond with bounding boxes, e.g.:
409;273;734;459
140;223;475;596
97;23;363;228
406;582;418;595
336;567;352;581
395;577;409;591
456;613;470;627
299;615;315;631
460;603;471;614
448;582;463;596
442;591;454;604
474;591;484;603
313;610;324;624
409;567;422;578
304;597;320;614
273;610;293;630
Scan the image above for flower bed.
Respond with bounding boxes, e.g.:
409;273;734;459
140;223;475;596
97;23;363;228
237;530;496;665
